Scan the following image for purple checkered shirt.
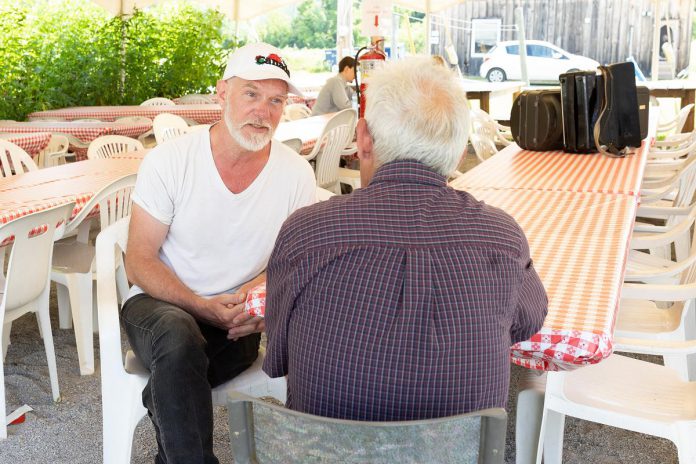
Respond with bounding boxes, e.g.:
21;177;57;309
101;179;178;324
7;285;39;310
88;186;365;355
264;160;547;421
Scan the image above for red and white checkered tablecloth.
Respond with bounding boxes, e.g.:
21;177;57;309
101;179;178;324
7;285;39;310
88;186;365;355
28;104;222;125
0;158;142;245
464;188;637;371
0;121;152;161
451;142;648;195
0;132;52;156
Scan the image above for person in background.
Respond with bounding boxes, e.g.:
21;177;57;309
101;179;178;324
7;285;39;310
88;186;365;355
263;56;548;421
311;56;356;115
121;43;315;463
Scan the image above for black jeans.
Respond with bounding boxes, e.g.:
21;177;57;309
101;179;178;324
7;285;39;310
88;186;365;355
120;294;260;464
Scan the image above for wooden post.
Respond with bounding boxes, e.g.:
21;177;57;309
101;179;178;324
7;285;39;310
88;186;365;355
651;0;662;81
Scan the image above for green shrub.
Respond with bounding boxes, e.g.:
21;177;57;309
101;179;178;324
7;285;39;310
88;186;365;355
0;0;239;120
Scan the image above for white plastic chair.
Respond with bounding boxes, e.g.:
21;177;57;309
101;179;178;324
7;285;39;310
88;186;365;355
535;344;696;464
153;113;189;145
0;140;38;177
177;94;216;104
469;133;499;163
658;103;695;136
315;186;335;202
115;116;154;145
304;108;357;194
87;135;144;160
1;202;74;439
338;166;361;192
282;138;303;153
96;217;287;464
470;108;512;147
282;103;312;121
51;174;136;375
35;134;74;169
227;391;507;464
139;97;175;106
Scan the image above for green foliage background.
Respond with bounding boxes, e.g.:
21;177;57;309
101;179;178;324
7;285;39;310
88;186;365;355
0;0;239;120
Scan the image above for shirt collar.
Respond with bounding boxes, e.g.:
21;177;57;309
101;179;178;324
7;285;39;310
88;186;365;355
369;160;448;187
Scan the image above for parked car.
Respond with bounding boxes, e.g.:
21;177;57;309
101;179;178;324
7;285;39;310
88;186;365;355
479;40;600;83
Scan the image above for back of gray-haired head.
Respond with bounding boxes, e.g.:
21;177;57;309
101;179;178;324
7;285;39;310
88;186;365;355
363;57;470;176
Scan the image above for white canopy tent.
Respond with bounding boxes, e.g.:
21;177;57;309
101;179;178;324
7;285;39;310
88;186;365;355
90;0;302;23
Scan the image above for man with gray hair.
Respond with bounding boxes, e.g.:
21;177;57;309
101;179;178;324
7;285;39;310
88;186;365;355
263;56;547;421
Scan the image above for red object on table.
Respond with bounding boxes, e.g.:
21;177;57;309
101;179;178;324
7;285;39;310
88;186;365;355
28;104;222;125
245;283;266;317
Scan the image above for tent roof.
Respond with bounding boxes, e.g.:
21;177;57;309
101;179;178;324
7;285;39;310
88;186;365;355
392;0;465;13
91;0;302;21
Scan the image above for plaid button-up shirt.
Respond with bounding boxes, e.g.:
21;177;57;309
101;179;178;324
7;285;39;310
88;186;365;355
264;160;547;421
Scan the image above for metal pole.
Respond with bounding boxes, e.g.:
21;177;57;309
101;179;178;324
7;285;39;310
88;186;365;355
651;0;661;81
425;0;431;55
515;6;529;86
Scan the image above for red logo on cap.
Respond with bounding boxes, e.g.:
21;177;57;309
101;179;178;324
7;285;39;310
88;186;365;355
254;54;290;77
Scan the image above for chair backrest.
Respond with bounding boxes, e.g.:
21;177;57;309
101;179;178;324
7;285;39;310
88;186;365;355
87;135;144;160
315;186;335;202
177;94;216;104
282;103;312;121
35;134;70;168
470;133;499;163
114;116;153;125
153;113;189;144
0;203;74;312
0;139;39;177
140;97;175;106
308;109;357;192
227;392;507;464
282;138;303;154
63;174;137;237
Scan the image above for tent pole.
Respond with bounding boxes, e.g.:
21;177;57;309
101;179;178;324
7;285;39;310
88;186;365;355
515;6;529;86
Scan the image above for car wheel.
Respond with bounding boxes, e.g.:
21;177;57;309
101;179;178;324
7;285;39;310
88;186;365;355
487;68;507;82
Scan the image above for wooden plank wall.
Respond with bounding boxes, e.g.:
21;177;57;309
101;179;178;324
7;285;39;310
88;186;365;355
434;0;694;78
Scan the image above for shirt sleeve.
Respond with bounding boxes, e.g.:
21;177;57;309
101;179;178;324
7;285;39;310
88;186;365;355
131;148;176;225
510;231;548;344
262;227;296;378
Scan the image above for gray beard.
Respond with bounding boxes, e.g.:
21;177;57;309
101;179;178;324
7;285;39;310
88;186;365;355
224;112;273;152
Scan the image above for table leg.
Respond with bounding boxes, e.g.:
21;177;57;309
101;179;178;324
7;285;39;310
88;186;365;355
480;93;491;113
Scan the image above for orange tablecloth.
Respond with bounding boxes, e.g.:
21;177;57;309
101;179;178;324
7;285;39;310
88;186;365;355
28;104;222;125
0;132;52;156
450;143;648;371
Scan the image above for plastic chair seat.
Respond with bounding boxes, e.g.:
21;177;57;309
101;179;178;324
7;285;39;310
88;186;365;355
562;354;696;424
616;299;683;334
52;240;96;274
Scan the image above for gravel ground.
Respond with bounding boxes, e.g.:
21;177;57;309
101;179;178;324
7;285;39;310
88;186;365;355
0;152;679;463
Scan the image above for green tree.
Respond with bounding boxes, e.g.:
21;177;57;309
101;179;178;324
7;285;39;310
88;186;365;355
289;0;336;49
258;12;293;48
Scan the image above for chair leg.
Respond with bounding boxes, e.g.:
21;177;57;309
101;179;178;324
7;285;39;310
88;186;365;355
56;283;73;329
37;291;60;402
515;371;547;464
676;424;696;463
663;353;696;381
0;356;6;439
102;388;147;464
2;322;11;361
539;409;565;464
66;273;95;375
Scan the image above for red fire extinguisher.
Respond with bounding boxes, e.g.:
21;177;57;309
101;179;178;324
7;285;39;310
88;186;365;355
355;37;387;118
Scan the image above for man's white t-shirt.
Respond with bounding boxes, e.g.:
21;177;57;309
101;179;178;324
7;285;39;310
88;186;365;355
128;128;316;299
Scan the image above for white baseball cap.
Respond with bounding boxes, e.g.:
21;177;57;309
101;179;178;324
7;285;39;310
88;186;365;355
222;43;303;97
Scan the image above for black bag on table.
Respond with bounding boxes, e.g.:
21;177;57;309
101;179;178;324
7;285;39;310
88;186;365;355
560;62;648;156
510;89;564;151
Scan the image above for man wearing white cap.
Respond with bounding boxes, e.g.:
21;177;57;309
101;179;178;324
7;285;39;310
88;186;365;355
122;43;315;463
